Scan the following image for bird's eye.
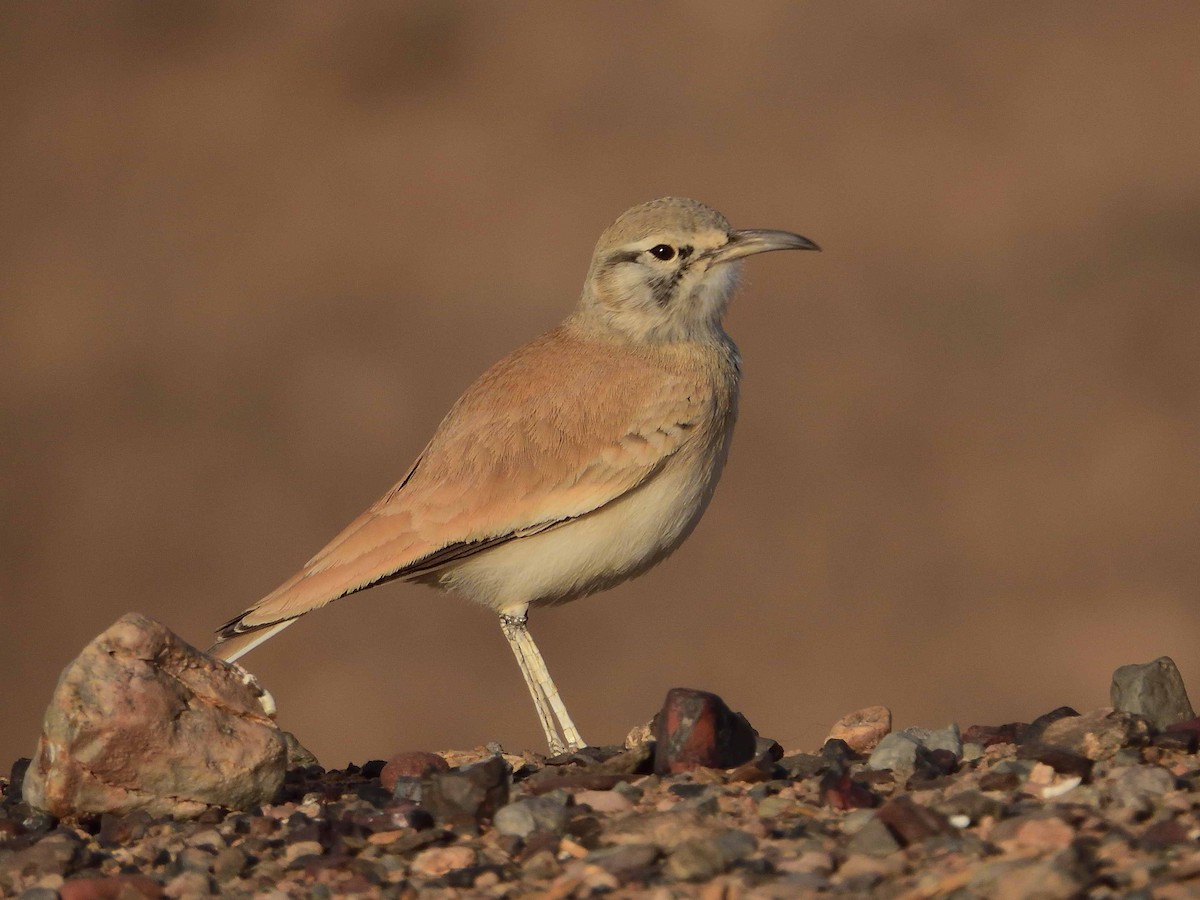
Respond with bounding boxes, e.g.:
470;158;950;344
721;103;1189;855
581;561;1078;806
648;244;677;261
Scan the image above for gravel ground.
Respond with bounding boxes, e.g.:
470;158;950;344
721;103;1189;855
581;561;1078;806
5;708;1200;898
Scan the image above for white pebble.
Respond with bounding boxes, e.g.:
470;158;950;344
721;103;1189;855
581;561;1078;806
1042;776;1082;799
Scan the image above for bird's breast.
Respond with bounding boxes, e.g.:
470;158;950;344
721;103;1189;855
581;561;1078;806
434;433;733;615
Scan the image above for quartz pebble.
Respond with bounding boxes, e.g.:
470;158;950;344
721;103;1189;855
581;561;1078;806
827;706;892;754
410;845;477;877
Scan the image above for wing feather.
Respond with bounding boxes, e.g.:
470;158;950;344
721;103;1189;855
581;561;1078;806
211;326;712;651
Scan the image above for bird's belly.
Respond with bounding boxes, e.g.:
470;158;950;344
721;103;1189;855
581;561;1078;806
434;457;722;614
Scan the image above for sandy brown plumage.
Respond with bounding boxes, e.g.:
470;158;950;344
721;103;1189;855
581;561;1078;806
210;197;818;752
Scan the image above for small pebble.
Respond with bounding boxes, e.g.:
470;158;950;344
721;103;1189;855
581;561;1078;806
379;752;450;791
575;789;633;814
867;733;926;776
283;840;323;864
522;850;562;880
991;812;1076;852
410;845;477;878
827;706;892;754
494;796;569;838
846;817;901;857
162;871;214;898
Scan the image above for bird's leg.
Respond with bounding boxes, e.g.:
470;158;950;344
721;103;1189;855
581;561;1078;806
498;613;586;754
499;613;565;754
511;623;587;752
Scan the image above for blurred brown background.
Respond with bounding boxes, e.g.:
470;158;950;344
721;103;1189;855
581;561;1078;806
2;2;1198;769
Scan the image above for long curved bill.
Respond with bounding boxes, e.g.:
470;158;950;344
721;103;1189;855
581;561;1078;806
711;229;821;263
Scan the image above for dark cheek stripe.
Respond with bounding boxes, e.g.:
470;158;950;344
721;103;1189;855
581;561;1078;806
650;271;683;307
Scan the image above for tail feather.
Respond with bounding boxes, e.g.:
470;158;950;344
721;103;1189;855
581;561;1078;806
206;553;408;663
206;522;471;664
208;617;297;663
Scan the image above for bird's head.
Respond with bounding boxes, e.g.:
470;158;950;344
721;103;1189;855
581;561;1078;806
577;197;819;343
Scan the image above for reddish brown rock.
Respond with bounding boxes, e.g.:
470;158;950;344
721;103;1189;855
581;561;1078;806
653;688;757;775
23;613;286;817
1158;718;1200;753
1141;818;1191;849
1164;716;1200;734
410;845;477;878
379;751;449;791
1151;729;1198;752
875;796;956;846
59;875;163;899
819;768;880;810
979;770;1021;792
963;723;1027;747
827;706;892;754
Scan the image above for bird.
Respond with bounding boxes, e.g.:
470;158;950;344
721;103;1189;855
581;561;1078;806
209;197;819;755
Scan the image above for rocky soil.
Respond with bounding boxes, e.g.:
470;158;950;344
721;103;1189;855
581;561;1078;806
6;625;1200;899
8;693;1200;898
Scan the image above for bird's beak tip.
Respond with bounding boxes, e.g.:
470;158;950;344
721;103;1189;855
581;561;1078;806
717;229;822;261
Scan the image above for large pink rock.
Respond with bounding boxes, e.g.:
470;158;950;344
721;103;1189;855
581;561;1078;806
24;613;286;817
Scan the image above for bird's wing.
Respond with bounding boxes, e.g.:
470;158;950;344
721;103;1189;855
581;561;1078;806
211;328;717;657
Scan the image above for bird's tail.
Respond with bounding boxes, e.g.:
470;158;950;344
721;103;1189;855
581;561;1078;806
206;485;433;662
208;615;297;663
